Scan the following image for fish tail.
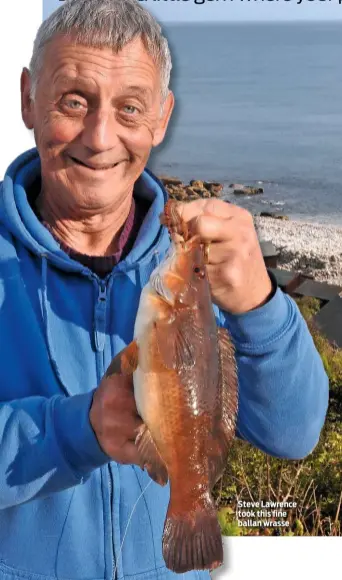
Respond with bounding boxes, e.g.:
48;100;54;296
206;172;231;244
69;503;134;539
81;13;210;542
162;505;223;573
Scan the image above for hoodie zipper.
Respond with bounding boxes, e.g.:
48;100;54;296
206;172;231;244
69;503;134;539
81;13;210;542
108;465;116;580
94;282;107;353
93;279;117;580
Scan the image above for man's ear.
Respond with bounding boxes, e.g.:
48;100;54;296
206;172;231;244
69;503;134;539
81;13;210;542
21;67;34;130
152;91;175;147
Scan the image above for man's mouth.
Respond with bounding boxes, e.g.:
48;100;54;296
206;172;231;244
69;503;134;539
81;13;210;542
69;156;120;170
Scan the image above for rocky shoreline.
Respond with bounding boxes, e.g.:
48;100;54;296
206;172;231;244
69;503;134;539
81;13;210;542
254;216;342;286
157;175;224;200
158;175;342;286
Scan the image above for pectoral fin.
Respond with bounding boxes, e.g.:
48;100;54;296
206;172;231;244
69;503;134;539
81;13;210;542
105;340;139;377
135;424;169;486
154;310;203;371
209;327;238;488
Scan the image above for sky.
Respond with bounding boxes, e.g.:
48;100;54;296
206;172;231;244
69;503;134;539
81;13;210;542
44;0;342;22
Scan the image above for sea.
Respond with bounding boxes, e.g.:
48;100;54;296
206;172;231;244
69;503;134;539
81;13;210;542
147;21;342;226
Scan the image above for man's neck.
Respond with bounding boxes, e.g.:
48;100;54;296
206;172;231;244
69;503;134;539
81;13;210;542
36;190;133;257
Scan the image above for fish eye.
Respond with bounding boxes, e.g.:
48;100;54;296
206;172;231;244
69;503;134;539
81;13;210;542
193;266;205;278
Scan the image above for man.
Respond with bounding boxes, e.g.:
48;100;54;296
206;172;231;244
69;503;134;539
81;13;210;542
0;0;328;579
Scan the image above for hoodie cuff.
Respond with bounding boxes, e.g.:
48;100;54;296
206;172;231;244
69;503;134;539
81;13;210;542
53;390;111;476
219;270;293;349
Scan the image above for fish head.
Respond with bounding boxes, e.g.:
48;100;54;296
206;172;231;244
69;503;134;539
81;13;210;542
150;236;210;307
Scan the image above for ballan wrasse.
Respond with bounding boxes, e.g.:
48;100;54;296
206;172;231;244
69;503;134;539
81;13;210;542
105;199;238;573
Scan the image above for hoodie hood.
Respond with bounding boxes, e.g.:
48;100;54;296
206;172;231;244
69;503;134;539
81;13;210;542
0;147;170;276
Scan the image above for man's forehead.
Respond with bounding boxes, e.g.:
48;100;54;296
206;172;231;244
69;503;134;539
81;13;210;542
42;34;160;87
53;74;155;102
53;72;155;92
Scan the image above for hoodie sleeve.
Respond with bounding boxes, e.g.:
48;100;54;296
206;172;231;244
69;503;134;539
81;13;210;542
218;271;329;460
0;389;110;509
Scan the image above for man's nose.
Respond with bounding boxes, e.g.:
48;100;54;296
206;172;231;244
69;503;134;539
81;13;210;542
81;108;121;152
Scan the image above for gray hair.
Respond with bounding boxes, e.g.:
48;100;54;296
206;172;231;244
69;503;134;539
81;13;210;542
29;0;172;103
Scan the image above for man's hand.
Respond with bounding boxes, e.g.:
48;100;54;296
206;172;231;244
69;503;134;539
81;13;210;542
89;373;143;465
176;199;273;314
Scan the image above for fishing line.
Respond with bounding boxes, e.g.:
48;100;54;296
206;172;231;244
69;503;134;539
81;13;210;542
113;478;153;577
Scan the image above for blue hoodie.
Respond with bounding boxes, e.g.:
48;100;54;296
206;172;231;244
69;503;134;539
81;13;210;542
0;148;328;580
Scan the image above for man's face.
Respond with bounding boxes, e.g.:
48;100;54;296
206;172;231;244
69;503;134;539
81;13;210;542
21;34;174;210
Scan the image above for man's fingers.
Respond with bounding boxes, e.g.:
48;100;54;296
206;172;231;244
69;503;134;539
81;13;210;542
186;212;253;245
188;214;233;243
176;198;247;223
101;374;135;403
114;442;142;466
203;241;234;265
110;409;143;440
102;373;134;392
203;236;263;266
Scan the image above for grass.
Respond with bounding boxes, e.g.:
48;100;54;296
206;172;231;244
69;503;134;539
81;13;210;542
214;296;342;536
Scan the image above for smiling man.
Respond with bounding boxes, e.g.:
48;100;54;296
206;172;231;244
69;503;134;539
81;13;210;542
0;0;329;579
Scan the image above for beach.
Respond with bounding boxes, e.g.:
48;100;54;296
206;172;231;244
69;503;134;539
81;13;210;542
254;216;342;286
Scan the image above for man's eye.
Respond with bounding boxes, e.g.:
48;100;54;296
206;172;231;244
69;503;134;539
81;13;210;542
66;100;83;110
60;96;87;113
122;105;138;114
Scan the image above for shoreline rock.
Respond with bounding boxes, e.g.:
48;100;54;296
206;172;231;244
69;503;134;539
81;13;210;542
260;211;289;221
230;183;264;195
157;175;224;201
158;175;264;200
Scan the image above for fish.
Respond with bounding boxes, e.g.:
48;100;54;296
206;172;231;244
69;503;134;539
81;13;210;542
105;199;238;573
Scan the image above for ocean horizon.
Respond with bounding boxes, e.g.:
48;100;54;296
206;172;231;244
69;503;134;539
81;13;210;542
147;21;342;225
